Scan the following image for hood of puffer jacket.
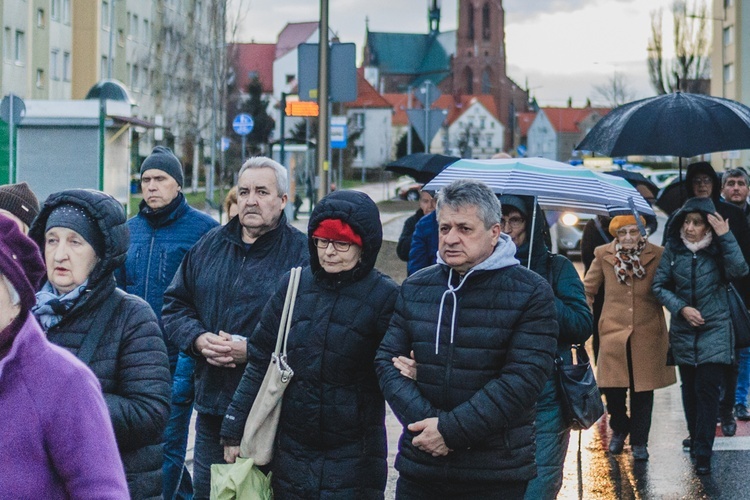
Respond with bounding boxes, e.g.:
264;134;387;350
29;189;128;289
307;190;382;281
685;161;721;202
666;196;717;245
499;194;550;269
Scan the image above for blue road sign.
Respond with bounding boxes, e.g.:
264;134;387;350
233;114;254;136
220;137;231;151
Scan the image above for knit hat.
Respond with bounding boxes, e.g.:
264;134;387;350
498;194;528;218
45;204;105;257
312;218;363;247
140;146;184;187
0;214;45;312
0;182;40;227
609;215;647;237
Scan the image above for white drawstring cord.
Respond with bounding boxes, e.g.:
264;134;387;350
435;268;474;354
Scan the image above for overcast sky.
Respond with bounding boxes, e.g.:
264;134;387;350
231;0;695;107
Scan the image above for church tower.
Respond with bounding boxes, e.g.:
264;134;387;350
452;0;506;96
452;0;527;151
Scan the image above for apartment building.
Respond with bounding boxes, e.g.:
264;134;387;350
1;0;221;169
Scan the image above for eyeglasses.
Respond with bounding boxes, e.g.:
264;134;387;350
692;176;713;186
313;238;352;252
500;216;525;229
616;229;641;238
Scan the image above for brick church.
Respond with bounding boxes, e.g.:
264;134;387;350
362;0;530;149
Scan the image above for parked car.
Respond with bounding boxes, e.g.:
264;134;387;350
645;170;681;190
395;182;423;201
554;212;594;258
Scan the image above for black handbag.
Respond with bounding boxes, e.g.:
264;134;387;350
555;345;605;430
727;283;750;349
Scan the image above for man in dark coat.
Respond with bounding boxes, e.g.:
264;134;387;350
376;179;559;499
721;168;750;422
662;161;750;437
162;157;308;499
397;189;435;262
117;146;218;499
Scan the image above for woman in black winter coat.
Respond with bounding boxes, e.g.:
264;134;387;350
222;190;399;499
652;197;749;476
29;189;171;500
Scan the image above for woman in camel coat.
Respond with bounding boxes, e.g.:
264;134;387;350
584;215;676;461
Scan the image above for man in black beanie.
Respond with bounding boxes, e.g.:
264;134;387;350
0;182;40;234
117;145;218;499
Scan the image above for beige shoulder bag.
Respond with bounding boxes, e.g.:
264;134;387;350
239;266;302;465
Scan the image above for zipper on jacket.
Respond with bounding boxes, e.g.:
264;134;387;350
222;254;247;329
692;253;698;366
143;230;157;300
442;297;457;407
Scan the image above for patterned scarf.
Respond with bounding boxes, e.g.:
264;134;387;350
31;280;89;331
613;239;647;285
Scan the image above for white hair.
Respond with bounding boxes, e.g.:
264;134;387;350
237;156;289;197
0;274;21;307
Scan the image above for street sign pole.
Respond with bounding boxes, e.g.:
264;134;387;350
317;0;330;201
280;93;286;166
424;82;431;153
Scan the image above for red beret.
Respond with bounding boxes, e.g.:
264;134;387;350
312;218;363;247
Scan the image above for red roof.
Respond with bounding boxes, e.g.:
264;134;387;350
228;43;276;94
516;112;536;137
276;22;318;59
382;93;502;127
345;69;392;109
540;107;610;133
383;93;410;126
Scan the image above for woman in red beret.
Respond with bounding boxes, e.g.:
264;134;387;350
221;190;399;498
584;214;676;461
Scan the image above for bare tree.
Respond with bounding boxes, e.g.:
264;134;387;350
593;71;637;107
647;0;711;95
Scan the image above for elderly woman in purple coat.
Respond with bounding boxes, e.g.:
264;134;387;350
0;214;129;499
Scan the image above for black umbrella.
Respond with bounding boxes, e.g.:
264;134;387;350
655;174;687;215
603;170;659;200
576;92;750;158
385;153;459;184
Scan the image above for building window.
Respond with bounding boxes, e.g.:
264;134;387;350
101;56;108;77
725;0;733;7
131;14;139;39
132;64;140;90
285;74;294;84
143;19;149;41
118;29;125;46
724;63;735;83
723;26;734;46
480;116;486;129
481;69;491;94
51;49;59;80
63;0;70;23
51;0;60;21
37;9;46;28
63;51;70;81
3;28;11;61
486;134;493;148
102;1;110;29
482;3;491;40
36;69;45;88
15;31;25;64
468;5;474;40
464;67;473;94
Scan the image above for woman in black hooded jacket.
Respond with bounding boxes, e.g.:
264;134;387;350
29;189;171;499
221;190;399;499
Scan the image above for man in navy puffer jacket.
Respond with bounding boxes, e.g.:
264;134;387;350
117;146;218;500
376;179;559;499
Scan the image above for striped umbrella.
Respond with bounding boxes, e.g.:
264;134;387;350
423;157;654;216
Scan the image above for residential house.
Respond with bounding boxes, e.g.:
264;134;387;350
526;107;609;162
431;95;505;158
344;71;393;170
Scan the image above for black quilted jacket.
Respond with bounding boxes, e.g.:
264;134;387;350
375;243;559;484
222;191;398;499
29;189;171;500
